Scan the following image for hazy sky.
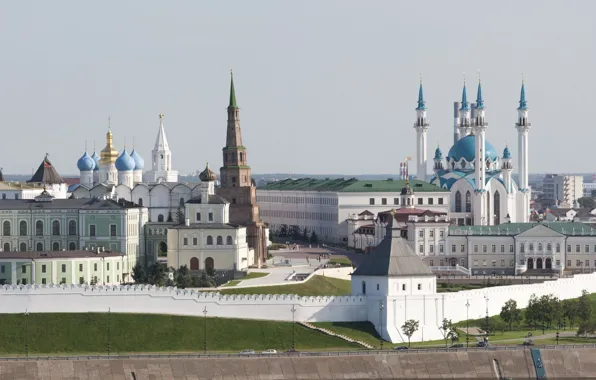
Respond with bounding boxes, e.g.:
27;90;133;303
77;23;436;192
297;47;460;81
1;1;594;176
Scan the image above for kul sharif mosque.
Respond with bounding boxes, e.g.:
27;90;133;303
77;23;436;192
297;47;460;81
414;77;531;226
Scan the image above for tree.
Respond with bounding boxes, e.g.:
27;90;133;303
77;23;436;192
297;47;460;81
401;319;419;347
175;207;185;223
279;225;288;237
174;265;193;289
577;289;592;324
291;226;301;241
591;189;596;198
562;299;578;329
577;197;596;209
192;271;216;288
148;262;167;286
302;227;309;241
439;319;457;347
310;231;318;244
525;294;539;330
500;299;523;331
577;321;596;338
131;263;147;283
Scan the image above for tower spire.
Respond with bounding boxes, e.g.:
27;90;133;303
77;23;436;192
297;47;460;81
518;76;527;110
416;74;426;111
476;71;484;109
460;73;469;111
229;70;238;108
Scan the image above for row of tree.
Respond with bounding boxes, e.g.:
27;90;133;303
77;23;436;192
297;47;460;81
272;225;318;243
401;318;458;347
131;263;217;288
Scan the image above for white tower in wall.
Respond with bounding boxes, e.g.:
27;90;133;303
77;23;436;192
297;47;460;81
144;113;179;183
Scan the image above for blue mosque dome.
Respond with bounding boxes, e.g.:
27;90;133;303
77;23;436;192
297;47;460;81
503;146;511;159
77;152;95;171
446;135;499;163
90;151;100;171
129;149;144;170
115;148;135;171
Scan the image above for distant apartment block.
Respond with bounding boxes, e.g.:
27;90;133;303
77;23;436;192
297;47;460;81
542;174;583;207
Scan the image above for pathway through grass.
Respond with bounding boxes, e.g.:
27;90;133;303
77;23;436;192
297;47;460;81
220;275;351;296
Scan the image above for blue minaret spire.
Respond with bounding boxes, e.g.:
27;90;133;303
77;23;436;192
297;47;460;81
518;77;527;110
416;75;426;111
476;79;484;109
460;76;469;111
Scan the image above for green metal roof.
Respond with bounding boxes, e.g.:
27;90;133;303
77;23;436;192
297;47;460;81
229;72;238;108
258;178;447;193
448;222;596;236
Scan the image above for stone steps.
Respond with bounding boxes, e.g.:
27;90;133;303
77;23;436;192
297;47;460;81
299;322;374;349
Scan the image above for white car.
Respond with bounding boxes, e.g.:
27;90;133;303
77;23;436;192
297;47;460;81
262;349;277;354
239;349;256;355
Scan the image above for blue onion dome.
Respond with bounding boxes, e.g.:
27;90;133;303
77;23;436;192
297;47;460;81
129;149;145;170
77;151;96;171
446;135;498;162
434;146;443;160
502;146;511;159
90;151;100;171
115;148;135;171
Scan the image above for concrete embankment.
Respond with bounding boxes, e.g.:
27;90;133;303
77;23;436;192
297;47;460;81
1;348;596;379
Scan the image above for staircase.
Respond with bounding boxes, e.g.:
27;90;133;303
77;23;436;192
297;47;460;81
298;322;374;349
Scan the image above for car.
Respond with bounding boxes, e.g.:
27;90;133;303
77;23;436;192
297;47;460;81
449;344;464;348
239;349;256;355
476;341;488;348
393;346;409;351
262;349;277;354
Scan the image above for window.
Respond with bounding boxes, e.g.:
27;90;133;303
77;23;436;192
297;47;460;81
556;243;561;253
179;197;185;207
473;260;479;266
510;260;514;266
438;198;443;205
461;245;465;253
183;237;188;245
461;259;465;266
193;237;198;245
68;220;76;235
474;245;478;253
36;220;43;236
520;244;525;253
430;230;434;237
500;245;505;253
208;213;213;222
586;260;590;267
483;260;487;266
61;277;66;284
381;198;387;205
217;236;223;245
547;243;552;252
419;230;424;238
158;214;164;222
207;236;213;245
2;221;10;236
501;259;505;267
491;245;496;253
362;282;366;295
90;225;96;236
586;245;590;253
117;263;119;270
439;230;444;238
427;197;434;205
510;245;514;253
419;244;424;253
376;284;379;290
107;263;110;270
94;263;97;271
61;264;66;273
42;265;46;273
20;221;27;236
576;245;581;253
36;242;43;251
42;278;46;285
557;260;561;266
22;265;26;274
69;242;76;250
417;198;423;205
402;284;406;291
576;260;581;266
196;213;201;221
465;191;472;212
451;244;456;253
417;284;422;290
567;245;571;253
482;245;487;253
429;244;434;254
369;198;375;205
455;191;462;212
52;242;59;251
226;236;233;245
0;265;4;273
3;242;9;252
79;264;83;271
110;225;116;236
52;220;60;235
529;243;534;252
138;198;143;206
393;198;399;205
520;259;524;265
567;260;571;266
79;277;84;284
538;243;543;251
439;245;444;253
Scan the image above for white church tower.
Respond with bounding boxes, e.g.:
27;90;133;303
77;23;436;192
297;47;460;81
516;79;531;222
473;79;488;225
144;113;179;183
414;79;429;181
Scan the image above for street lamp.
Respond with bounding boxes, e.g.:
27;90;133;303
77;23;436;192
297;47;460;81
291;305;297;350
203;306;208;354
24;309;29;359
484;296;489;344
465;300;470;348
379;302;384;350
107;307;111;356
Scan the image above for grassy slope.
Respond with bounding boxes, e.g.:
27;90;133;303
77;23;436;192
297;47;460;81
221;272;270;287
0;313;359;355
220;275;351;296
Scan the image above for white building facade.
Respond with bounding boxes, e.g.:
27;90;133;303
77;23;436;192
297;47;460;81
542;174;584;207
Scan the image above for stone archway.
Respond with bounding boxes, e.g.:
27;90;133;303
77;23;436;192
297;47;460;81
449;258;457;267
205;257;214;275
545;258;552;269
527;258;534;269
536;258;543;269
190;257;199;271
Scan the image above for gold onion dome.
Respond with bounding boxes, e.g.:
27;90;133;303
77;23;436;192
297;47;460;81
199;162;217;182
100;128;119;165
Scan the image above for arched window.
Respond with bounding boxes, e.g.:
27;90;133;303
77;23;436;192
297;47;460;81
190;257;199;270
465;191;472;213
547;243;552;251
206;236;213;245
494;191;501;224
520;243;525;253
239;152;243;162
226;236;233;245
69;242;76;250
36;242;43;251
179;197;185;206
217;236;223;245
138;198;143;206
529;243;534;252
19;242;26;252
3;243;9;252
19;221;27;236
68;220;76;235
538;243;543;251
556;243;561;252
362;281;366;295
3;221;10;236
455;191;462;212
52;220;60;235
36;220;43;236
157;214;164;222
205;257;214;274
232;198;236;204
52;242;60;251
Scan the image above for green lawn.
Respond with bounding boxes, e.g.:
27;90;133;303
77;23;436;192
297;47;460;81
220;275;351;296
328;257;352;266
221;272;269;287
222;280;241;287
0;313;360;355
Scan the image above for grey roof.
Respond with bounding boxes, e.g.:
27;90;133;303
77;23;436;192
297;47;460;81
169;222;240;230
0;197;141;210
0;250;122;259
352;215;434;277
186;194;228;205
28;156;64;184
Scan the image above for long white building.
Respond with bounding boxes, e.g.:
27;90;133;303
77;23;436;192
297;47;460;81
257;178;450;243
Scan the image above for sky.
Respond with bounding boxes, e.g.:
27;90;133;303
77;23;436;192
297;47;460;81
0;1;594;176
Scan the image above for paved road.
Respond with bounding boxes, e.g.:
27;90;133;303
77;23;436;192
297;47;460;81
270;245;366;266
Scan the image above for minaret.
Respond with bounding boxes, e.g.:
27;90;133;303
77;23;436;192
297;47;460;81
433;145;444;178
413;77;429;181
144;114;178;183
459;79;472;137
473;78;488;225
453;101;461;144
501;146;513;193
515;78;531;222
